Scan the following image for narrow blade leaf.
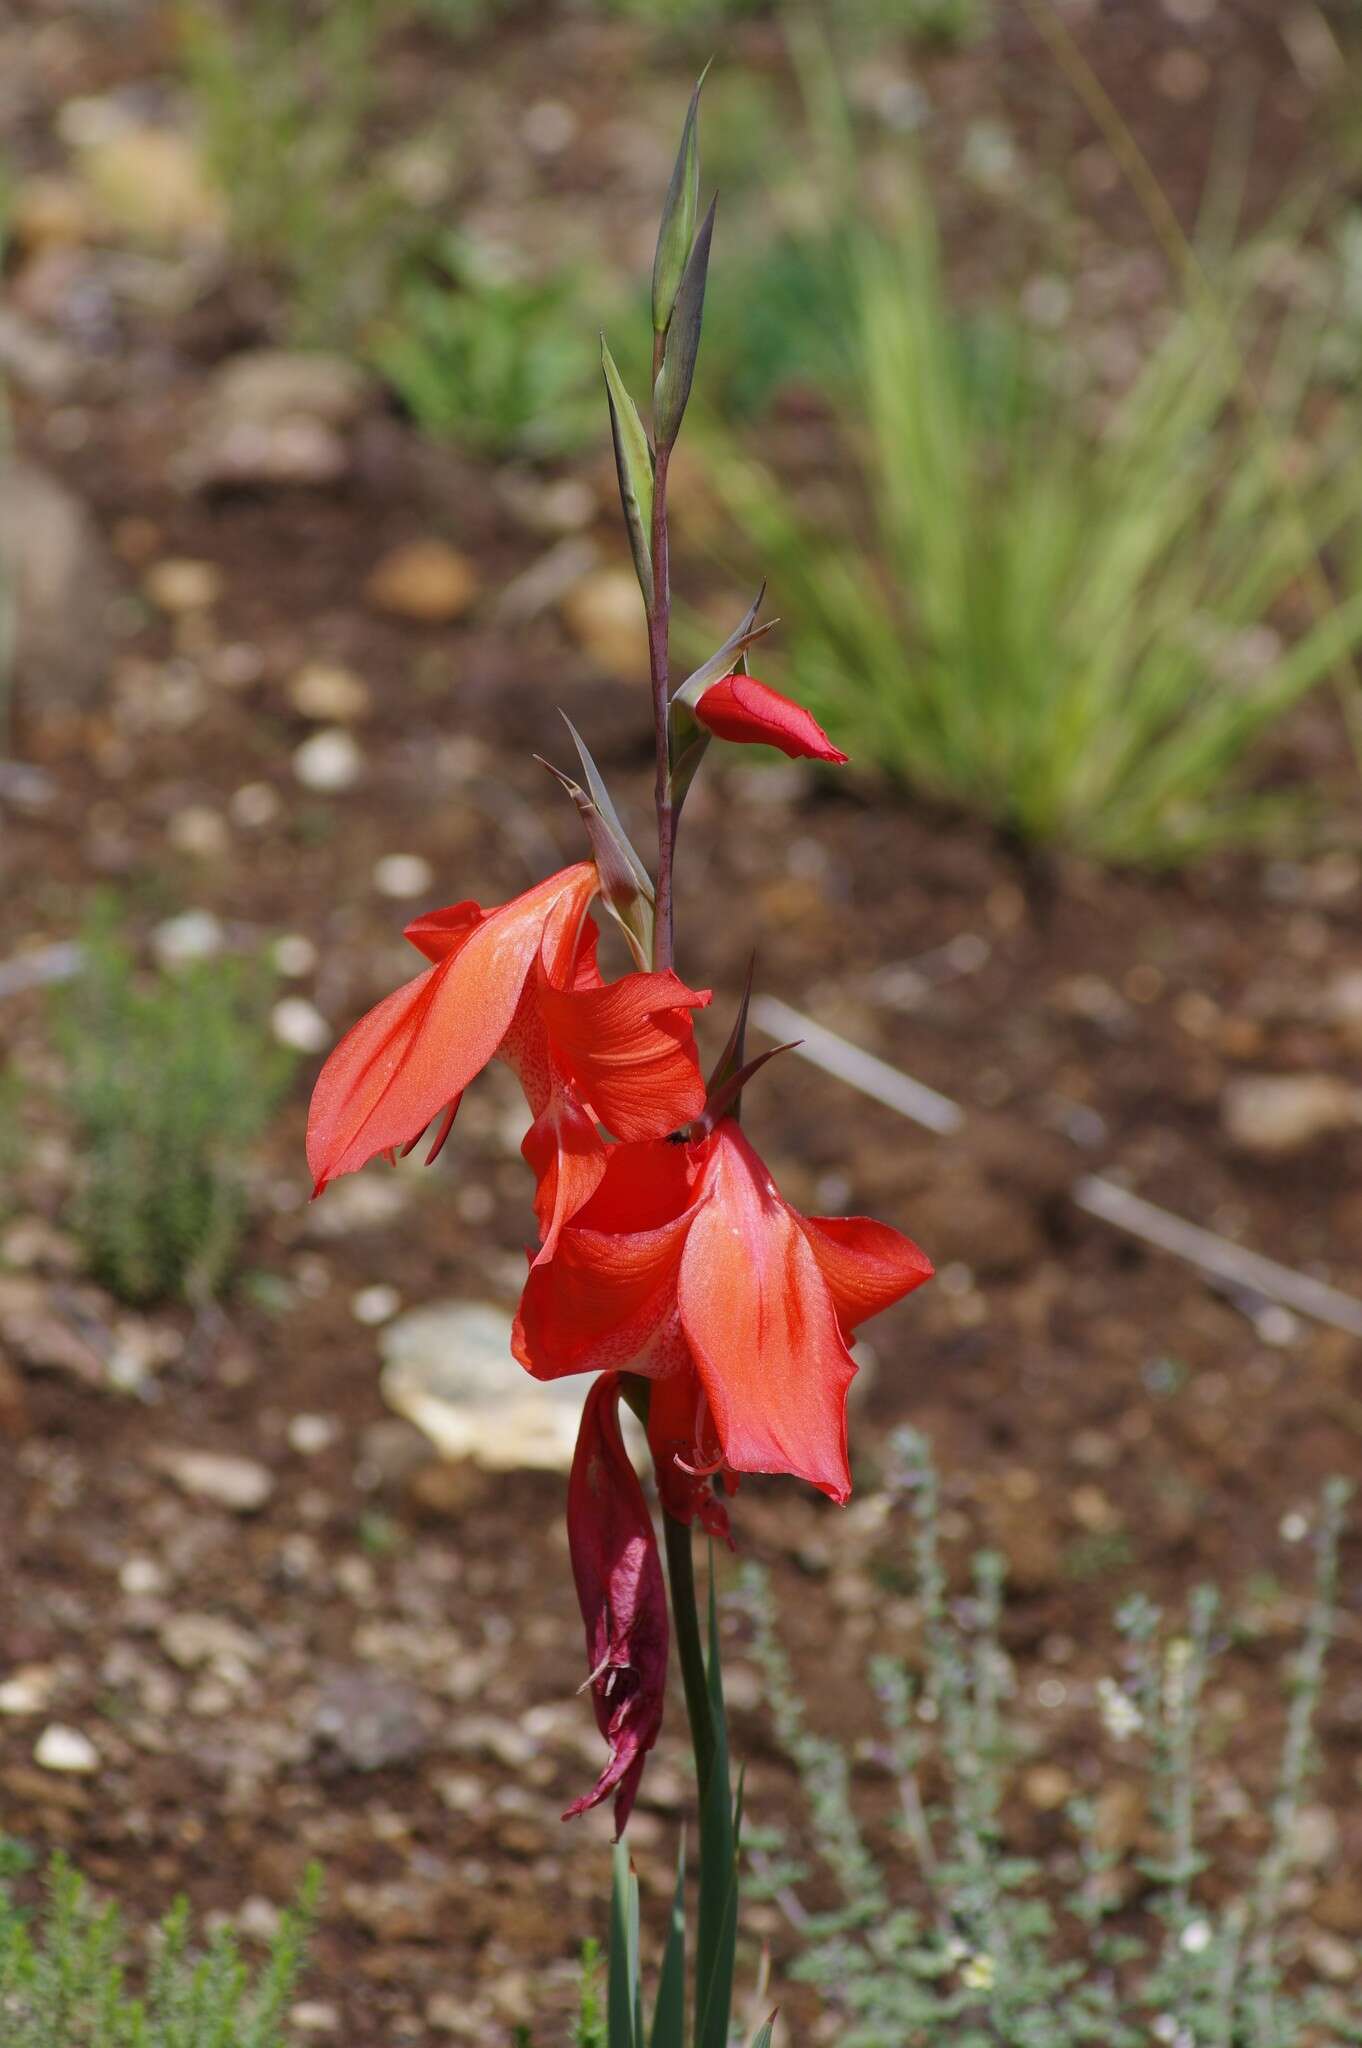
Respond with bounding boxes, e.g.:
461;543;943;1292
654;197;716;450
609;1842;639;2048
747;2015;778;2048
694;1557;739;2048
651;64;710;334
647;1837;687;2048
602;338;655;609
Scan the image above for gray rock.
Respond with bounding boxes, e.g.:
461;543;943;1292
310;1667;435;1773
178;350;375;491
0;460;122;715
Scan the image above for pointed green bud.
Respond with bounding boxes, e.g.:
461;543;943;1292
561;713;654;899
653;195;716;451
672;584;774;711
601;339;655;611
536;751;655;972
651;64;709;335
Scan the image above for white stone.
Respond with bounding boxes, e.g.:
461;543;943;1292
373;853;434;900
167;805;229;858
1221;1073;1362;1156
288;1412;339;1455
144;557;224;614
292;2002;342;2035
34;1723;98;1773
151;909;226;967
379;1301;586;1472
272;933;319;978
119;1556;167;1597
289;662;370;722
292;727;362;794
152;1447;274;1513
0;1665;57;1715
352;1284;401;1326
230;781;282;828
272;997;330;1055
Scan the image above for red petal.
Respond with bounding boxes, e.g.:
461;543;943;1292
403;901;485;964
646;1361;735;1543
513;1142;696;1380
799;1214;933;1334
564;1373;668;1834
540;970;710;1142
677;1124;854;1502
307;863;597;1190
694;675;849;765
520;1089;607;1267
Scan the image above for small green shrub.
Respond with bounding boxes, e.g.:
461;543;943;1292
741;1431;1356;2047
0;1846;317;2048
896;0;991;49
371;234;600;457
53;909;293;1305
714;179;1362;864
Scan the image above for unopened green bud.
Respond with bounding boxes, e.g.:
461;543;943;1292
653;195;716;450
651;64;709;335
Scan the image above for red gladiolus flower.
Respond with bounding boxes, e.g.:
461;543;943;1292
514;1118;931;1517
694;674;849;765
564;1372;669;1835
306;863;709;1224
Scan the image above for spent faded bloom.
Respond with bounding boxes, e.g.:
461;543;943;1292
564;1372;669;1834
515;1116;931;1525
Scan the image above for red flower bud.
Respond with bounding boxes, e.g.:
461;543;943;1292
564;1373;669;1835
693;675;848;765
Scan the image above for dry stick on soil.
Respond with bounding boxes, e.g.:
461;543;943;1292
752;995;1362;1342
1021;0;1362;769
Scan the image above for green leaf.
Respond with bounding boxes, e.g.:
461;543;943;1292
648;1839;686;2048
608;1843;638;2048
654;197;716;451
747;2017;778;2048
602;339;655;610
651;65;709;335
694;1560;739;2048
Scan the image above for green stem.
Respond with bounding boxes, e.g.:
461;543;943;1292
663;1509;715;1796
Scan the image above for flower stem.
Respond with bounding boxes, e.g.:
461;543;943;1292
662;1508;716;1796
649;332;675;974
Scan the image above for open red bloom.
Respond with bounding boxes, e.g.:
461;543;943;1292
694;674;849;765
514;1118;931;1517
564;1372;669;1835
307;862;709;1226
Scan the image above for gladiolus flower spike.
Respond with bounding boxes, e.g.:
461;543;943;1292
305;81;933;1993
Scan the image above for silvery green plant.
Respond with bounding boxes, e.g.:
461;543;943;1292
740;1430;1356;2046
0;1846;317;2048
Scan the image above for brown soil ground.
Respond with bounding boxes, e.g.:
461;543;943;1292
2;2;1361;2042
